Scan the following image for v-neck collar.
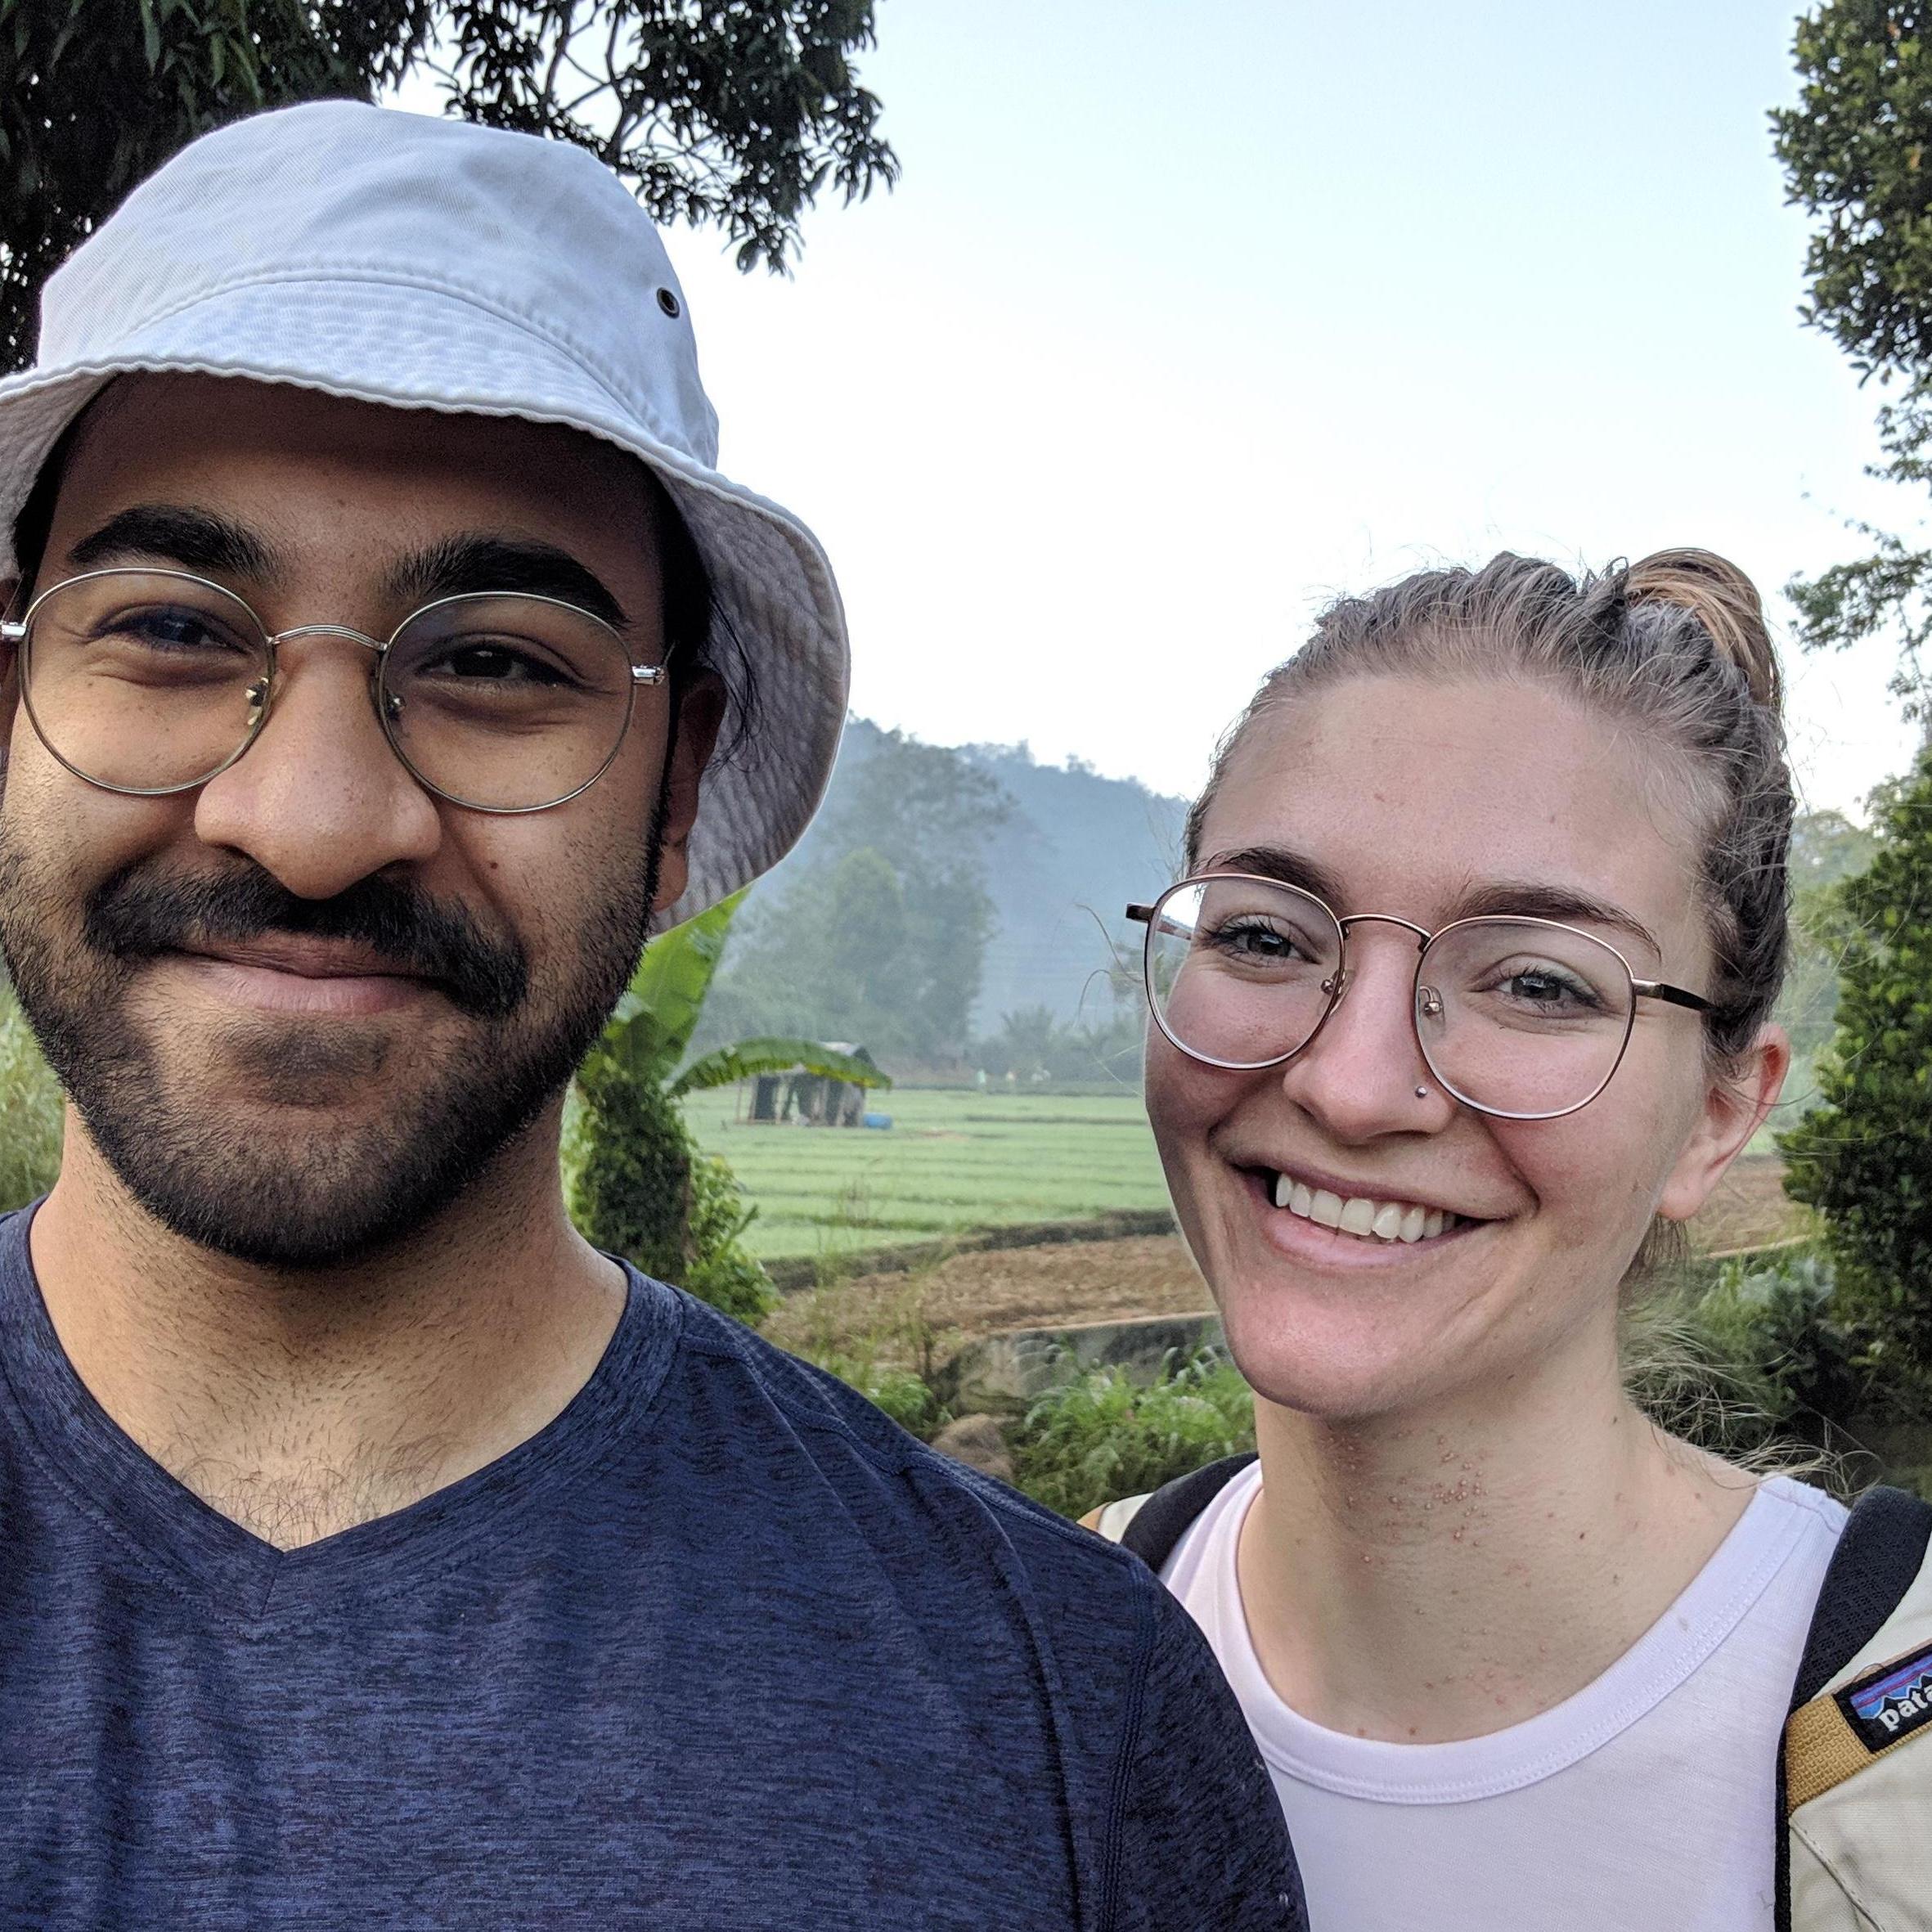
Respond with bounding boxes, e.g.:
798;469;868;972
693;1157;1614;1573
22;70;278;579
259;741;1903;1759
0;1205;681;1624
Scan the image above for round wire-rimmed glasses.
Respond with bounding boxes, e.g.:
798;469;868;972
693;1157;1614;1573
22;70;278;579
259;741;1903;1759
0;567;667;814
1126;873;1714;1121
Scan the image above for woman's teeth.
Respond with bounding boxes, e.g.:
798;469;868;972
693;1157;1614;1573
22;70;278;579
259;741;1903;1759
1269;1172;1460;1242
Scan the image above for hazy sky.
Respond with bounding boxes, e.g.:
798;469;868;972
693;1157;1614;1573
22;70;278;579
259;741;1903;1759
412;1;1925;816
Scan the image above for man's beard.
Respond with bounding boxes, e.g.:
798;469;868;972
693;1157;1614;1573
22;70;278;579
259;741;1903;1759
0;813;661;1269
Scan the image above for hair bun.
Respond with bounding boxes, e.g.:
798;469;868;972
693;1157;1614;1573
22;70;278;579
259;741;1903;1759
1624;548;1781;713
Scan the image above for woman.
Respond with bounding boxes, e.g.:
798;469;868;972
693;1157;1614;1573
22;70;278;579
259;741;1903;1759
1092;551;1930;1930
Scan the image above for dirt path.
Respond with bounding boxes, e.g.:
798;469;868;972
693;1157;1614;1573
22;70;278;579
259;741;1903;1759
762;1156;1808;1359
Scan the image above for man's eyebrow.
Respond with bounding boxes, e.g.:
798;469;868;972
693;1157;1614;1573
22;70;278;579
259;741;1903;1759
1202;845;1350;906
386;535;630;631
66;505;281;579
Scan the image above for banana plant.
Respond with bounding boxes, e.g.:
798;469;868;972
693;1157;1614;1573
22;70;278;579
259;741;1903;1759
591;891;890;1099
567;890;887;1322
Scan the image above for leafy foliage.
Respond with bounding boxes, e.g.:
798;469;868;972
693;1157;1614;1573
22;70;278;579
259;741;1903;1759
1009;1354;1256;1521
1773;0;1932;709
568;892;775;1320
568;892;883;1319
1;0;895;374
0;982;61;1213
1778;807;1884;1101
1627;1250;1871;1459
1773;0;1932;383
669;1034;887;1099
431;0;896;272
601;888;748;1087
0;0;414;372
1781;757;1932;1360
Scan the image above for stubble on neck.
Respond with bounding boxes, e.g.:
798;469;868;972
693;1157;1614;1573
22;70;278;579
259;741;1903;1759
29;1094;628;1548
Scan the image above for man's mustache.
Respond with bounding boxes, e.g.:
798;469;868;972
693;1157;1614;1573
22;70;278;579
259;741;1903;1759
83;865;528;1020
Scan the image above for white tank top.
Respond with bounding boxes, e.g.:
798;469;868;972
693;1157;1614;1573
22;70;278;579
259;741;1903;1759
1161;1464;1846;1932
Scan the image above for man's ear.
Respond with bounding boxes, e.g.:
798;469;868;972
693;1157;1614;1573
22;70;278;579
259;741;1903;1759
649;669;726;918
1656;1022;1791;1224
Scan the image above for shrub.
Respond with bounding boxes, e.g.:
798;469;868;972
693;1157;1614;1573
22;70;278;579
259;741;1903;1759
1009;1353;1256;1520
1628;1250;1861;1458
568;1060;775;1326
0;986;62;1213
1782;757;1932;1367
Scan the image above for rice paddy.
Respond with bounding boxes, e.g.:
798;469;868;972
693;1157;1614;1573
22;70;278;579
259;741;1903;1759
681;1086;1171;1260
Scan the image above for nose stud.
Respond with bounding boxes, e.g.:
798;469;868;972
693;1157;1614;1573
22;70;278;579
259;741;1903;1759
1415;1085;1430;1099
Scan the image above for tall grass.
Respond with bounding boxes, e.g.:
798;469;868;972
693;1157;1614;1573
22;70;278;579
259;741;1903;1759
771;1255;961;1440
1009;1353;1256;1519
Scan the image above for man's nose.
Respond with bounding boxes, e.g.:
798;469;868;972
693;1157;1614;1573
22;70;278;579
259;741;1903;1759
1278;931;1451;1140
191;642;443;898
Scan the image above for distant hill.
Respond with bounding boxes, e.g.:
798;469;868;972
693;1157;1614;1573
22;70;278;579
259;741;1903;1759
730;717;1188;1034
955;740;1187;1029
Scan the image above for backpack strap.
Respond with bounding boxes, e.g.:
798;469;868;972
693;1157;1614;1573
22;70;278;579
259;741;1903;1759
1790;1485;1932;1710
1080;1453;1260;1572
1777;1484;1932;1932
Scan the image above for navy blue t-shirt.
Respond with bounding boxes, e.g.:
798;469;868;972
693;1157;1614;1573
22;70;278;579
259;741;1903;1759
0;1208;1305;1929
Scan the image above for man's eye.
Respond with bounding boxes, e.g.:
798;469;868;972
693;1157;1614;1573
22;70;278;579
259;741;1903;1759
113;608;245;654
434;642;566;685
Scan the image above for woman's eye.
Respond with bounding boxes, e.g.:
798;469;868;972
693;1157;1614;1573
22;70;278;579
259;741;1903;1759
1211;920;1297;959
1496;967;1597;1009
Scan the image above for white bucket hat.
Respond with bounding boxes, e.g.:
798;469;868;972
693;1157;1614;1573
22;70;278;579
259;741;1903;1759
0;99;847;930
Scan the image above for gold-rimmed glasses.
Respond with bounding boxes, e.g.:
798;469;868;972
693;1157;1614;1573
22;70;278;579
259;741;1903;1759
1127;873;1714;1121
1;567;667;814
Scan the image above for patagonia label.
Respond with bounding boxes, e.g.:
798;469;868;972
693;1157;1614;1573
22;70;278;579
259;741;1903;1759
1836;1642;1932;1754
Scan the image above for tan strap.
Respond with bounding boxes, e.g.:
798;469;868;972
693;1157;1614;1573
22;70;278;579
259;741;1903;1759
1786;1692;1877;1813
1786;1638;1932;1814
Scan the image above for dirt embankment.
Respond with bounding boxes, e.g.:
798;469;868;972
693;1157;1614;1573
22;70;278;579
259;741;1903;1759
762;1157;1808;1359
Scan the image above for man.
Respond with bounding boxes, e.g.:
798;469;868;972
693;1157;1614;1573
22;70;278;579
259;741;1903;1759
0;104;1305;1928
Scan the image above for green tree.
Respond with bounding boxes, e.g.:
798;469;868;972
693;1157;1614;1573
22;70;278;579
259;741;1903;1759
1779;806;1884;1099
2;0;896;372
703;726;1013;1063
1773;0;1932;714
1781;756;1932;1366
706;847;911;1050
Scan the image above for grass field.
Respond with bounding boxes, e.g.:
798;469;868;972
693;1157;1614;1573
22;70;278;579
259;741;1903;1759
681;1086;1171;1260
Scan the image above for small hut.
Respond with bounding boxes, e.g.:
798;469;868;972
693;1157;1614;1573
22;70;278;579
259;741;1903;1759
744;1045;885;1127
